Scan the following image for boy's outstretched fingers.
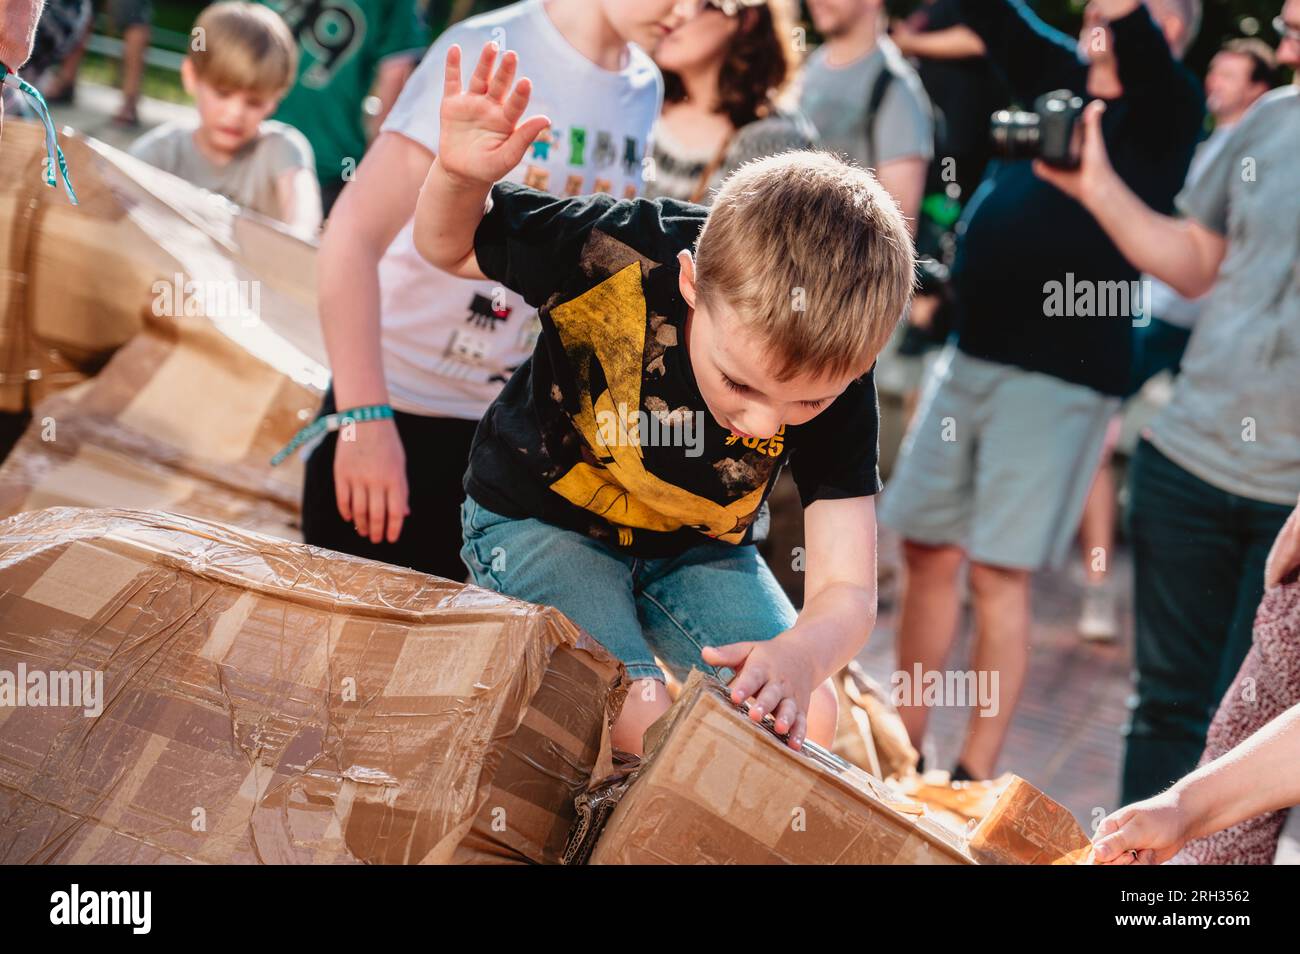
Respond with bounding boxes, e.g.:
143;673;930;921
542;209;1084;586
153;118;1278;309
436;39;551;186
701;642;759;703
701;642;807;749
467;40;498;96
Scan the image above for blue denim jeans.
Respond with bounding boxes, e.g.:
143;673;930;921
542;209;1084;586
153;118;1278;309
459;495;797;682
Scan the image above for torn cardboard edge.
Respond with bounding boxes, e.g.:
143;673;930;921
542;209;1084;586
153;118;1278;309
579;669;1092;865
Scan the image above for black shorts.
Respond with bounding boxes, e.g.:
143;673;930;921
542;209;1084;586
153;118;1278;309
300;386;480;581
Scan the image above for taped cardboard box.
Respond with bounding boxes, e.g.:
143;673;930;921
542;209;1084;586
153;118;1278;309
0;507;624;864
967;776;1093;865
588;670;974;865
0;119;323;413
0;307;319;539
895;773;1015;835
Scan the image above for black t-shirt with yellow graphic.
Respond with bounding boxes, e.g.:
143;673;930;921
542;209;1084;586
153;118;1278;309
464;180;883;558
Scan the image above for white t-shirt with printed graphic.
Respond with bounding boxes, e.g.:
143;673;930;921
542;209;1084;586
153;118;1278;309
376;0;663;418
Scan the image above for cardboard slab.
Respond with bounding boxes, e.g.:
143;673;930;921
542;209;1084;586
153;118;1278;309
589;670;973;865
0;506;625;865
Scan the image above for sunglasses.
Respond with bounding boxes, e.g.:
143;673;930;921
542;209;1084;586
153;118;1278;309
689;0;765;16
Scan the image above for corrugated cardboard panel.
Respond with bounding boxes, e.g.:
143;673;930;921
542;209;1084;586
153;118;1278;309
590;670;973;865
0;507;625;865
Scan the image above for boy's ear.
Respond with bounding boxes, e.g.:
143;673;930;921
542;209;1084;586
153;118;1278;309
180;58;198;97
677;249;696;307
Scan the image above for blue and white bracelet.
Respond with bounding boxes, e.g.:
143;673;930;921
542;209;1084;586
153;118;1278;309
271;404;394;467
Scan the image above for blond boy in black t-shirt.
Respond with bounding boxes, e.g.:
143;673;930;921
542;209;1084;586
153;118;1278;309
412;41;914;757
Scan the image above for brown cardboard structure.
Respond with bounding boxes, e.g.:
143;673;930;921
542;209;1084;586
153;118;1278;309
589;670;974;864
0;507;624;864
0;119;322;413
0;121;326;538
830;660;918;779
967;775;1094;865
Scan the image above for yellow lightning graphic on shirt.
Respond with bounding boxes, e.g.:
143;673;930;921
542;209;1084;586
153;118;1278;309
547;262;766;543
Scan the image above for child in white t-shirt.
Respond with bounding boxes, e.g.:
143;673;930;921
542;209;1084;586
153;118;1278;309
301;0;674;578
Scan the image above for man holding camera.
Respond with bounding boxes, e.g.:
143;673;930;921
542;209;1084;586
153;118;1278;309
1037;2;1300;804
880;0;1203;781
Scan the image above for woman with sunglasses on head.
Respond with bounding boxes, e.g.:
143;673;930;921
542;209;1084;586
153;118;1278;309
647;0;818;205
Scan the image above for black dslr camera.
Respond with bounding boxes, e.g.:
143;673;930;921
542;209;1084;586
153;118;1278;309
989;90;1086;168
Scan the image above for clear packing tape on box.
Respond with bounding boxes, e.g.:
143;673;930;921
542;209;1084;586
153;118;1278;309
0;506;626;864
575;669;1094;865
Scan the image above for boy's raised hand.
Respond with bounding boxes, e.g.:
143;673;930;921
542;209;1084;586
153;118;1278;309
438;42;551;187
702;640;817;751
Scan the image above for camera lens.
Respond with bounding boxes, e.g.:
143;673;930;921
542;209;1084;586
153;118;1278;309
989;109;1041;160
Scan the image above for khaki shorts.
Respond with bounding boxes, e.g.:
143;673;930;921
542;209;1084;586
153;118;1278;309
879;344;1118;571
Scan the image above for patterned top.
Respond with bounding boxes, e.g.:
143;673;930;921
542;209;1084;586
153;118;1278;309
464;181;883;557
644;109;819;206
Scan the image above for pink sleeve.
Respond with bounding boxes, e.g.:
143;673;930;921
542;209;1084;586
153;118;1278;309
1171;577;1300;865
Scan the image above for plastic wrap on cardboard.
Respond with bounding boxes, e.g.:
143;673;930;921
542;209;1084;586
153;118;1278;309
0;307;319;539
895;773;1015;836
967;775;1093;865
589;670;974;865
0;507;625;864
0;119;324;413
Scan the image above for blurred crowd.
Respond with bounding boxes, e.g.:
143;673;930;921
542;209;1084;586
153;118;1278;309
2;0;1299;863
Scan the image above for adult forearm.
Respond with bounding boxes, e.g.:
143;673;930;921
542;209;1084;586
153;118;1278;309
1087;174;1218;298
1174;704;1300;843
956;0;1078;95
413;158;492;271
895;25;985;60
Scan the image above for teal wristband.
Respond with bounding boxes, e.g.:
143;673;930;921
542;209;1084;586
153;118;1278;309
270;403;394;467
0;60;78;205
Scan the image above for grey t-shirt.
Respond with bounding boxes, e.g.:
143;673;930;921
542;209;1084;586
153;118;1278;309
796;36;933;170
129;118;315;222
1148;85;1300;506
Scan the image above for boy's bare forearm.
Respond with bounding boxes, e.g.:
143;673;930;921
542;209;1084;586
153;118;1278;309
788;582;877;681
413;158;493;272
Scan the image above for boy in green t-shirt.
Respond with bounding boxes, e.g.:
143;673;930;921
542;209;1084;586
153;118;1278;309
263;0;430;214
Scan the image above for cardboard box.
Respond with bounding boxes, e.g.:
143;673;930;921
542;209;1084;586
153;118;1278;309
0;121;327;539
831;660;918;779
0;127;330;536
0;119;324;461
967;775;1093;865
0;305;321;539
0;506;624;864
588;670;973;864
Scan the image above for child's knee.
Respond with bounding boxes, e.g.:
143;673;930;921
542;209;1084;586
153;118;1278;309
612;678;672;757
806;678;839;746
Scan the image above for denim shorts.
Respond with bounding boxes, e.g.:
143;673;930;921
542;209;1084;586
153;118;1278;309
459;495;797;683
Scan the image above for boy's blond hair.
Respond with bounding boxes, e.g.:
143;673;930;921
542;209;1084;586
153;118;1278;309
693;150;915;383
189;2;298;97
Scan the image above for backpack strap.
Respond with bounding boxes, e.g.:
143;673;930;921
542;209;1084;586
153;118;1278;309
862;60;896;169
